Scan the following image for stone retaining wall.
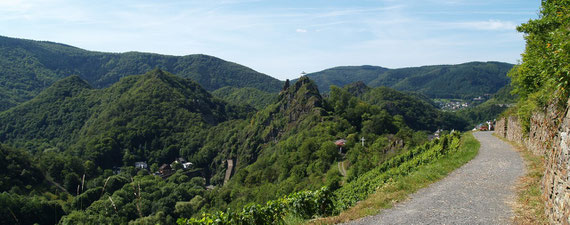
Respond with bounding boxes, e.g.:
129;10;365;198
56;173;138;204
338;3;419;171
495;118;507;138
506;115;523;143
500;99;569;224
542;104;569;225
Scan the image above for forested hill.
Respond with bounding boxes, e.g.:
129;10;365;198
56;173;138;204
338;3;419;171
0;69;253;159
303;61;513;98
0;35;283;111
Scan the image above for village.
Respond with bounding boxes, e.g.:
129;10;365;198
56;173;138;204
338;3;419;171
114;157;200;180
434;95;491;111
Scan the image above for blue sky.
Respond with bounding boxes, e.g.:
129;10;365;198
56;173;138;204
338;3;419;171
0;0;540;80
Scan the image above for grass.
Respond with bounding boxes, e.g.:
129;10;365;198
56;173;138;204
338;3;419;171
493;134;548;225
309;132;480;224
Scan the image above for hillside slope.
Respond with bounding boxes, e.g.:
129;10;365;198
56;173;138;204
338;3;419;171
0;36;283;111
212;86;278;109
0;69;253;166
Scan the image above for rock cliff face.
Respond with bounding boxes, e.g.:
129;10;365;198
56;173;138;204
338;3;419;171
277;76;324;123
496;99;570;224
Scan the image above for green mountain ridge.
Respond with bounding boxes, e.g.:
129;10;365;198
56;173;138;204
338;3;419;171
0;35;283;111
1;35;513;114
303;61;513;99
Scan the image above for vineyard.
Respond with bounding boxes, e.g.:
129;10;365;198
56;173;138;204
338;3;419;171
177;132;462;225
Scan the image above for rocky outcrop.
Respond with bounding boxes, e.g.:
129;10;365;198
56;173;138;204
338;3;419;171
252;76;325;143
278;76;324;122
498;99;570;224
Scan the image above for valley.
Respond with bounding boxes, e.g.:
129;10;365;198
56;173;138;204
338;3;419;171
0;50;502;223
0;0;567;222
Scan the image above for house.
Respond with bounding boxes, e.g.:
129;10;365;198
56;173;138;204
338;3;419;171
112;166;122;175
335;139;347;154
170;157;187;169
182;162;193;169
134;161;148;170
174;157;187;164
435;129;443;139
159;164;172;175
335;139;346;147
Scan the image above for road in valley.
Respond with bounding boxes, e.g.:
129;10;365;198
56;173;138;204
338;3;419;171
343;132;525;225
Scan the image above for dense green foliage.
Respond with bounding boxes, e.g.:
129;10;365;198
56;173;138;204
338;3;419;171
61;173;207;224
178;133;462;224
177;186;334;225
0;35;283;111
0;144;68;224
304;62;512;99
507;0;570;131
212;86;278;109
0;144;45;193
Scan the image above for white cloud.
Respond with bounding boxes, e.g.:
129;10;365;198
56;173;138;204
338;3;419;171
296;28;307;33
451;20;517;30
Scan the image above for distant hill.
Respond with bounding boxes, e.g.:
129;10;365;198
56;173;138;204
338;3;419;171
303;62;513;99
302;65;389;92
0;35;283;111
360;86;467;131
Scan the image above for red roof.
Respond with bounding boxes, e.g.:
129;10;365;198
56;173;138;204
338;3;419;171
335;139;346;146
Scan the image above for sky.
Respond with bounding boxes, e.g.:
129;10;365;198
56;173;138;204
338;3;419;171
0;0;541;80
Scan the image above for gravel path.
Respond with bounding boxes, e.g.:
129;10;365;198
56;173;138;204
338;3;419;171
343;131;525;225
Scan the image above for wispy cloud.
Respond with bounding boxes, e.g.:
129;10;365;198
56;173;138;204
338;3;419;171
449;19;517;30
296;28;307;33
